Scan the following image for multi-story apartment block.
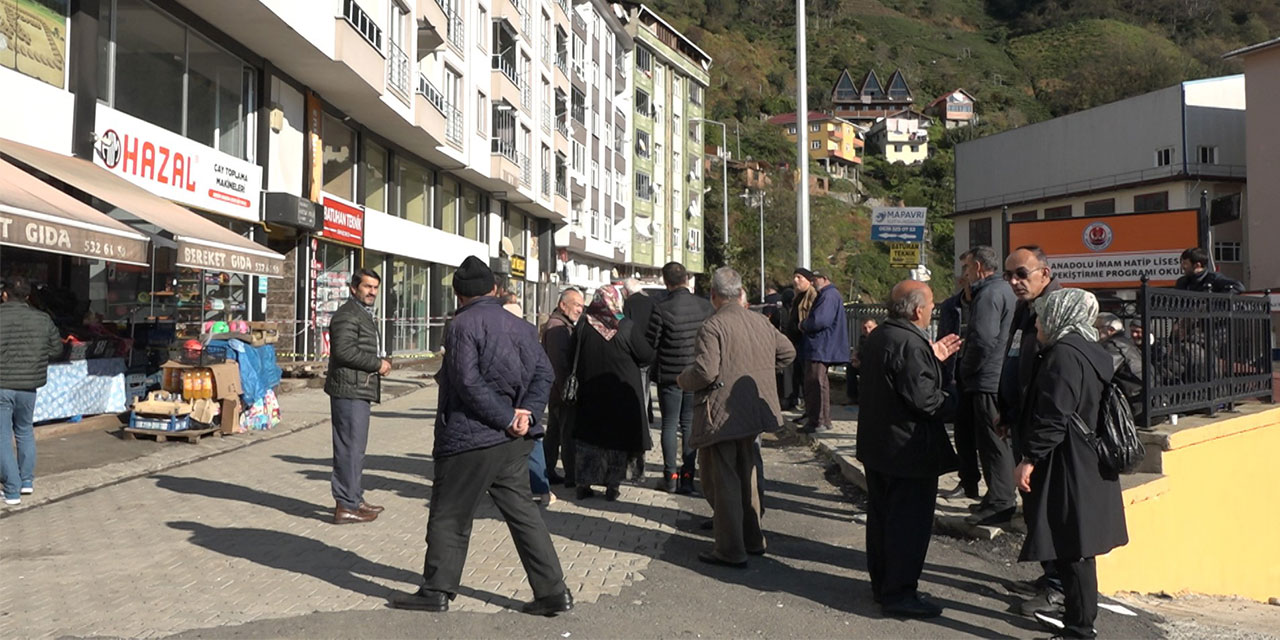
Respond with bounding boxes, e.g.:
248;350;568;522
952;76;1246;284
551;0;632;290
767;111;864;178
865;110;931;165
0;0;573;360
620;4;712;280
830;69;914;124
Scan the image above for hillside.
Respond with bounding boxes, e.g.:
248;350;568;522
659;0;1279;301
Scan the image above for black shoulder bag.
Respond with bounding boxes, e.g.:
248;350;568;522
561;325;587;405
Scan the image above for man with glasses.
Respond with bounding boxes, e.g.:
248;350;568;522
999;245;1066;616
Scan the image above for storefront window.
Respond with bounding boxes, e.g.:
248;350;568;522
312;240;355;358
396;157;430;226
363;250;390;354
323;115;356;200
391;258;430;355
441;176;460;237
103;0;255;159
461;186;482;241
363;141;388;212
505;211;526;255
429;264;456;351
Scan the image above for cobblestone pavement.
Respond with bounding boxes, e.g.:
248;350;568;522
0;385;679;638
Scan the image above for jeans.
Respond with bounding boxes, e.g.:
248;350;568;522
658;383;695;477
528;438;550;494
0;388;38;499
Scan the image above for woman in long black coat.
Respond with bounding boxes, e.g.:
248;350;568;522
1015;288;1128;639
572;285;654;501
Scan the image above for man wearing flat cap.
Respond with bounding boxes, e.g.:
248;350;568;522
799;270;849;433
392;255;572;617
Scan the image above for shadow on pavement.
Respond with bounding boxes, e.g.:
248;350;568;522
274;454;434;480
167;521;420;598
153;475;333;522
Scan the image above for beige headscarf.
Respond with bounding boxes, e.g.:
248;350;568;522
1034;288;1099;345
796;286;818;324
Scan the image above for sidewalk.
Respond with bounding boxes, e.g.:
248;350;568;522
0;383;683;639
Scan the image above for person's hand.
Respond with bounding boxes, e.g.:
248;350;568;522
378;359;392;376
995;421;1009;439
507;409;532;437
1015;461;1035;493
931;334;963;362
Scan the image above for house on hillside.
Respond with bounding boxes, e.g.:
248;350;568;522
831;68;915;123
925;89;977;128
766;111;864;178
866;110;930;165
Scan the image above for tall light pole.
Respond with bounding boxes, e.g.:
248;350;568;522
796;0;810;268
694;117;730;250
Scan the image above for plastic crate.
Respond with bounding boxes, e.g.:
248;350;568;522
128;412;191;432
178;344;227;366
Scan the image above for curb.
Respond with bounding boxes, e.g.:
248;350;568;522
0;380;430;519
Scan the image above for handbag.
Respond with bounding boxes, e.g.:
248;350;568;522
561;324;586;405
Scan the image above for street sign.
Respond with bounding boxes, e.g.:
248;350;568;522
888;242;921;267
871;206;927;242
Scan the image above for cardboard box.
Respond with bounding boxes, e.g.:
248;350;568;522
219;398;242;435
189;398;219;425
133;391;192;416
160;361;243;399
248;322;280;346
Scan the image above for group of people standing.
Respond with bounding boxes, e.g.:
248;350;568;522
855;245;1130;639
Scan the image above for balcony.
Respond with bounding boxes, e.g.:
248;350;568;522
519;152;532;189
556;177;568;199
387;41;411;101
542;105;552;134
416;0;448;53
541;169;551;198
490;138;521;188
335;1;387;95
446;5;464;52
415;73;449;143
555;117;569;139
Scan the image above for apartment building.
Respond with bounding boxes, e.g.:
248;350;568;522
767;111;863;178
865;110;930;165
620;4;711;281
830;69;915;124
952;76;1247;285
550;0;632;290
0;0;577;359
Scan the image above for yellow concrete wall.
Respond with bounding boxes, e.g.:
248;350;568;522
1097;407;1280;602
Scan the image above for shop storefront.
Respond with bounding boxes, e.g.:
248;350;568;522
307;195;364;359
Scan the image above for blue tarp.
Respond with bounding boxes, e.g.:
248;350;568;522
209;339;281;405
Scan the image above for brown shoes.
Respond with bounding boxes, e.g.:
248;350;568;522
359;502;384;514
333;505;378;525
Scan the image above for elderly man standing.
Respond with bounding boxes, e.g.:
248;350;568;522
678;268;795;568
799;271;850;433
540;287;585;487
392;256;571;616
856;280;962;618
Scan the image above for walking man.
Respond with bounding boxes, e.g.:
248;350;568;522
799;271;849;433
956;247;1016;525
652;262;714;493
0;276;62;506
392;256;571;616
324;268;390;525
622;278;661;482
540;287;585;487
678;268;795;568
856;280;962;617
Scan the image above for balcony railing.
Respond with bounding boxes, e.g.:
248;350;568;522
571;104;585;125
555;0;569;15
343;0;382;50
446;106;463;146
493;55;520;88
416;73;446;114
556;178;568;198
541;169;551;197
446;8;464;51
520;153;532;188
555;52;568;75
492;137;518;162
542;105;552;134
542;40;553;66
555;118;569;138
521;74;532;112
387;41;411;98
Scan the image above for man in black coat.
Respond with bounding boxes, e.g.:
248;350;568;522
622;278;661;481
856;280;962;618
1174;247;1243;293
652;262;714;493
540;288;584;486
392;256;571;617
324;269;391;525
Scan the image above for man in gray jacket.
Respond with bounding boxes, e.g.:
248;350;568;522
324;268;391;525
954;247;1017;526
0;276;62;506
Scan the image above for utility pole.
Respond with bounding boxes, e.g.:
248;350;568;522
796;0;810;268
758;189;766;301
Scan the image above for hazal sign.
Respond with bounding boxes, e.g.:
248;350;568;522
93;105;262;222
1007;209;1199;288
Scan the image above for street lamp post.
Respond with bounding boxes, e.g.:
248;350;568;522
796;0;810;269
693;117;730;250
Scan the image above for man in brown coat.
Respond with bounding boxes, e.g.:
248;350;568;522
678;267;796;568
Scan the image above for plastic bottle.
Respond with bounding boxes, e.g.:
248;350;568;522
181;371;193;399
202;370;214;399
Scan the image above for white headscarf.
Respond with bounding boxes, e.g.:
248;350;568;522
1034;288;1099;345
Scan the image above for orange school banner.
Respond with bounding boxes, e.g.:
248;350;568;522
1007;209;1199;289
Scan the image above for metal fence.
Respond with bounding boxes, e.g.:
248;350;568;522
1139;282;1273;428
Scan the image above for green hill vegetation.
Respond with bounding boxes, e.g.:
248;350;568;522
656;0;1279;302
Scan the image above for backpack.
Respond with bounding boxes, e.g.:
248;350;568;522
1093;382;1145;475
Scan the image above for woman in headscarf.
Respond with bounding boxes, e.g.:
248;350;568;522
571;285;655;501
1015;288;1128;639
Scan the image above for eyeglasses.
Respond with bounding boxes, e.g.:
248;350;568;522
1003;266;1047;282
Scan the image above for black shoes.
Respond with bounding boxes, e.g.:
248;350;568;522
798;423;832;434
941;482;979;500
966;505;1017;526
605;486;621;501
696;551;748;569
1019;587;1066;616
576;486;596;500
675;472;695;495
657;474;678;493
390;587;453;612
547;470;565;485
522;590;574;616
881;594;943;619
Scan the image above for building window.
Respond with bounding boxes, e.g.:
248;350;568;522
910;145;919;152
635;130;650;158
810;140;820;150
476;91;486;135
571;87;586;124
1044;205;1071;219
1134;191;1168;213
636;172;653;201
1214;241;1241;263
809;123;820;132
362;139;388;212
1010;210;1037;221
1084;198;1115;216
1198;145;1218;165
101;0;256;159
572;140;584;173
688;228;702;253
396;157;434;227
690;84;703;106
1155;147;1173;167
636;46;652;74
322;114;356;200
968;217;992;249
477;3;487;50
636;89;651;118
788;125;796;135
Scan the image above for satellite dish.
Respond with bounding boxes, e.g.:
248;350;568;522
500;237;515;256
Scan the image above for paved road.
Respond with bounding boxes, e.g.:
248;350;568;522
0;386;1165;639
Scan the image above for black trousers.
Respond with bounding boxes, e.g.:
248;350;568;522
968;391;1016;509
1054;557;1098;639
330;396;371;511
953;393;980;489
421;439;567;599
865;469;938;605
543;404;576;482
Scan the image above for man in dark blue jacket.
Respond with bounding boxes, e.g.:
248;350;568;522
392;256;571;617
799;272;850;433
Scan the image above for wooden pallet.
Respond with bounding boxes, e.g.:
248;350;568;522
123;426;221;443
